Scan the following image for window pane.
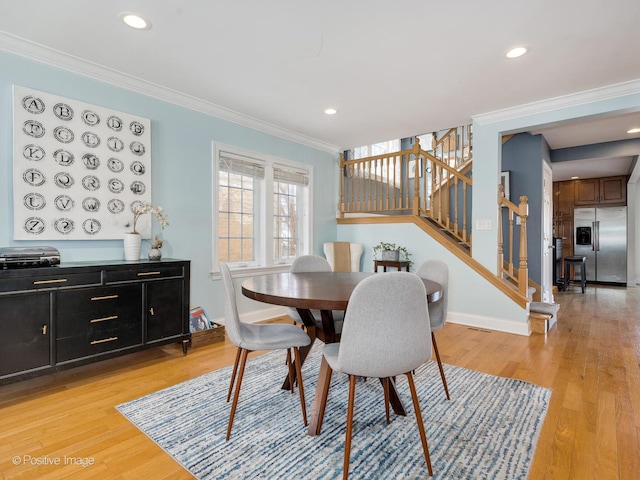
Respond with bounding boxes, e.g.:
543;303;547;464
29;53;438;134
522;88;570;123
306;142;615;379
218;187;229;212
242;189;253;212
228;239;242;262
229;187;243;214
242;214;253;237
242;239;253;262
218;239;229;262
229;213;243;236
229;172;244;188
218;213;229;237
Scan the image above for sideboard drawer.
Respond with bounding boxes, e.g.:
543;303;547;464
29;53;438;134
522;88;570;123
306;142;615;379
57;285;141;336
0;271;102;293
57;320;142;362
104;264;184;283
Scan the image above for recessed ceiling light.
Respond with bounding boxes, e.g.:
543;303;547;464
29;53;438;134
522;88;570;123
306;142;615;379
506;46;527;59
571;176;580;180
627;127;640;134
120;12;151;30
324;108;338;115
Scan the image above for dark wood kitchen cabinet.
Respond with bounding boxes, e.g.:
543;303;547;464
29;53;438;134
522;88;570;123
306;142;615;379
0;259;190;384
574;176;627;206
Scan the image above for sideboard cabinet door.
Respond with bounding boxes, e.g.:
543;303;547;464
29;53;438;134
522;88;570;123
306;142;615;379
0;293;51;379
146;278;184;343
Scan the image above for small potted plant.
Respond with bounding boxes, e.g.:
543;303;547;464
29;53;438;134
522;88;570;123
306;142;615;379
373;242;413;267
148;235;164;261
124;202;169;261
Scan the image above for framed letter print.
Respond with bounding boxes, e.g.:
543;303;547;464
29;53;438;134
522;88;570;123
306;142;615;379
13;85;152;240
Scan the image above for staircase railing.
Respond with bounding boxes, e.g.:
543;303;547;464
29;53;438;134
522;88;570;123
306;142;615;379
338;129;531;303
497;184;529;297
339;131;472;249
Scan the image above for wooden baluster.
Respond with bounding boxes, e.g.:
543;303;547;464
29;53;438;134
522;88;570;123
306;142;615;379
497;184;504;277
412;139;421;216
518;196;529;297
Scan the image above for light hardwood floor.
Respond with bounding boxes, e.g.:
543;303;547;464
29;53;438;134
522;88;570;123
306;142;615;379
1;284;639;479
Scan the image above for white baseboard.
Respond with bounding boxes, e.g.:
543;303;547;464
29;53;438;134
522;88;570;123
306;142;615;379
215;306;530;336
447;311;530;336
214;306;289;326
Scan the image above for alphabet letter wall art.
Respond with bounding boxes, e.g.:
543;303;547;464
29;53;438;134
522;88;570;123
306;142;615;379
13;85;152;239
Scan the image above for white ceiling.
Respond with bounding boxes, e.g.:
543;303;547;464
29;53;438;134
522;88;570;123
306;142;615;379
531;113;640;181
1;0;639;178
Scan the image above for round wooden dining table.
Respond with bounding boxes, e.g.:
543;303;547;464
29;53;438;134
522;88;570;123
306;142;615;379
241;271;443;436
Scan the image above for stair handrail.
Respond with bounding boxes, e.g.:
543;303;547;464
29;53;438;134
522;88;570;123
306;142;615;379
411;137;472;246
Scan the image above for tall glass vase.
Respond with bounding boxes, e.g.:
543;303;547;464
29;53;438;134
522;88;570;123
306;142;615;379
123;232;142;261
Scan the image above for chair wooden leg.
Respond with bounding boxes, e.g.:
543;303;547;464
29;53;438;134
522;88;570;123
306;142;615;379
286;348;294;394
226;347;242;403
343;375;357;480
432;332;450;400
293;347;307;426
382;377;390;424
226;348;249;441
316;359;333;434
406;371;433;477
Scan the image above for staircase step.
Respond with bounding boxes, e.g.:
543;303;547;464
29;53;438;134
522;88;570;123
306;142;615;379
530;312;552;334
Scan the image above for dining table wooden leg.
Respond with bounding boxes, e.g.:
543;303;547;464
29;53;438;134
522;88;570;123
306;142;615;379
308;355;332;436
379;376;407;417
281;308;317;391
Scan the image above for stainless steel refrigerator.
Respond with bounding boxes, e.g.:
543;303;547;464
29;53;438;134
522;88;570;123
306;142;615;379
574;206;627;283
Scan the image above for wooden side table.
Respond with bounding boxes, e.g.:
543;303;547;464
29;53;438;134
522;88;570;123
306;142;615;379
374;260;410;272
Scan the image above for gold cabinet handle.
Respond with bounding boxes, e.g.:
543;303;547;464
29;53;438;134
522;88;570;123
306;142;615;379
91;295;119;301
33;279;68;285
90;315;118;323
137;271;161;277
42;325;48;335
91;337;118;345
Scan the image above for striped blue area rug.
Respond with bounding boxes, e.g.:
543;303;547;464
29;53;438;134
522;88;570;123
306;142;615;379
117;346;551;479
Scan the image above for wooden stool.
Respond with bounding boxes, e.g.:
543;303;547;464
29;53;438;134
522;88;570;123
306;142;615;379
563;255;587;293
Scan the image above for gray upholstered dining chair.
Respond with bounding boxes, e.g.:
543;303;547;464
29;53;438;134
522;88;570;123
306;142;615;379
219;263;311;440
416;259;450;400
286;255;345;334
319;272;434;478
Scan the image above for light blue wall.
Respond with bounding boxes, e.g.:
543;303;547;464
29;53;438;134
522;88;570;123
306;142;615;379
337;222;528;333
0;51;338;319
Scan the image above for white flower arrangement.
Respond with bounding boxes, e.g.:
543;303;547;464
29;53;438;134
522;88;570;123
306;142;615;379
130;202;169;234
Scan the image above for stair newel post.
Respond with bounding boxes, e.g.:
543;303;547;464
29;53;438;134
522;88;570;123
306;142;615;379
518;195;529;297
412;137;421;216
497;183;504;276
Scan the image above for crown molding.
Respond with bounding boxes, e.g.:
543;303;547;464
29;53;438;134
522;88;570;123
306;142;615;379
0;31;341;154
473;79;640;126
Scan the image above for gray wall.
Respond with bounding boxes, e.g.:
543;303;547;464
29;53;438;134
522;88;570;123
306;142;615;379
501;133;546;283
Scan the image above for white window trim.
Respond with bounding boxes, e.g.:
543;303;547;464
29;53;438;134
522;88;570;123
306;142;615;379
211;141;313;277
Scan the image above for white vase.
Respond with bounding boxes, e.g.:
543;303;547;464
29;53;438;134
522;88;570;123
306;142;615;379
123;233;142;261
